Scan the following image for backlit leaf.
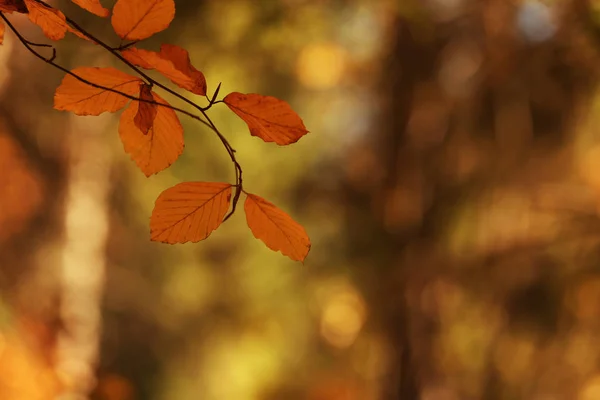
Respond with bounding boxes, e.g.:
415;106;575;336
54;67;142;115
66;24;95;42
120;47;155;69
111;0;174;41
24;0;68;41
156;44;207;95
134;83;157;135
119;89;184;176
0;0;27;13
150;182;232;244
244;193;311;262
224;92;309;145
121;45;207;95
71;0;109;17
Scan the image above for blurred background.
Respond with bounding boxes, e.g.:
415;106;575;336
4;0;600;399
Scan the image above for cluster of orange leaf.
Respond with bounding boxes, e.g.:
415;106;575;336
0;0;311;262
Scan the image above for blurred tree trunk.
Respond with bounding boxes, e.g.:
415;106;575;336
0;13;117;398
0;21;69;399
340;1;600;398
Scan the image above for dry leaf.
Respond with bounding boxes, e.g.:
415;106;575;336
121;44;206;95
157;44;206;95
54;67;142;115
0;0;27;13
244;193;311;262
66;24;95;42
119;89;184;176
24;0;68;41
111;0;174;41
224;92;309;145
150;182;232;243
120;47;155;69
134;83;157;135
71;0;109;17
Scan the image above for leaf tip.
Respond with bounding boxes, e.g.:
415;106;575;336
244;192;311;262
224;92;309;146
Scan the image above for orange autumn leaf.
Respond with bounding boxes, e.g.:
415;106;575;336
24;0;68;41
157;44;207;95
0;20;4;45
66;24;95;42
119;89;184;176
0;0;27;13
54;67;142;115
224;92;309;145
71;0;109;17
150;182;232;243
134;83;157;135
244;193;311;262
121;45;207;96
111;0;174;41
120;47;155;69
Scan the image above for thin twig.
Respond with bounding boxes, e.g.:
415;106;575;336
36;0;245;215
48;0;215;114
2;14;210;127
112;41;138;51
202;110;243;221
23;39;52;48
4;4;244;218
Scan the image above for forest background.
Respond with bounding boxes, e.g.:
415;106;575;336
3;0;600;399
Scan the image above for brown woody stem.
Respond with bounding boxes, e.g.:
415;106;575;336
5;2;244;221
0;14;210;126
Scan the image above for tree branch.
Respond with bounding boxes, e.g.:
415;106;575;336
2;4;245;219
